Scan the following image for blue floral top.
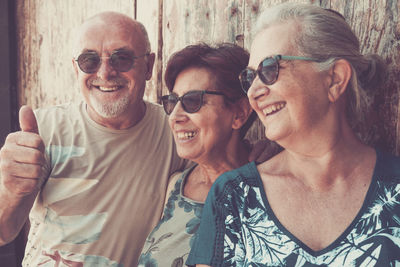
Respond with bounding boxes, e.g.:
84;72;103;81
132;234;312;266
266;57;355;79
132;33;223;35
139;165;203;267
187;150;400;266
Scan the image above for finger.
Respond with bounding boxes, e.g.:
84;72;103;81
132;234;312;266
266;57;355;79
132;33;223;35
2;134;45;161
13;146;46;166
19;106;39;134
1;159;45;180
1;174;41;197
4;131;45;155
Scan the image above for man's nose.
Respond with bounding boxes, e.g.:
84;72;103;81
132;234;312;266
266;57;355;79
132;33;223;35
96;57;117;80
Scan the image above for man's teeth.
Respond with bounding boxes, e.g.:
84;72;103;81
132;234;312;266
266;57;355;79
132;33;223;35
263;102;285;116
98;86;119;92
177;131;197;139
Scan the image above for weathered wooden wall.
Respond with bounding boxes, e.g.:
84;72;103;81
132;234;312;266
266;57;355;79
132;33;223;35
16;0;400;155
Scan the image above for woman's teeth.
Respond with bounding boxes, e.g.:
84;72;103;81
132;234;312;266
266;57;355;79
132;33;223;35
263;102;285;116
177;131;197;140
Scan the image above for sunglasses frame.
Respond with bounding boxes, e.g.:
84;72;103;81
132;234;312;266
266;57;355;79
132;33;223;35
239;55;319;93
75;50;149;74
161;90;228;115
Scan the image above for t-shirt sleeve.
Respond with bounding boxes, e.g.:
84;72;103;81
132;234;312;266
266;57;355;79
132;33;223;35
186;183;220;266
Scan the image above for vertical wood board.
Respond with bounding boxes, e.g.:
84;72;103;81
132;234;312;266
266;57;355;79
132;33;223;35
137;0;160;103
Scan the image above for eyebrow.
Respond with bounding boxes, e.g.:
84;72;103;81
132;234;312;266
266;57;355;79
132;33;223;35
80;49;97;54
79;47;135;55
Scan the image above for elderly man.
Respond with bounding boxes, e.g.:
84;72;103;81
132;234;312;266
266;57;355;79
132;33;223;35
0;12;185;266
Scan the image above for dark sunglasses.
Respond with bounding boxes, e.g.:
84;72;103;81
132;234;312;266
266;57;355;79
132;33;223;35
75;50;148;74
161;90;228;115
239;55;319;93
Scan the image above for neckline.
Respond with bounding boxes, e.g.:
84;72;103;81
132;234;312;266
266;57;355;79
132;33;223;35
179;164;205;204
253;149;381;256
81;100;151;133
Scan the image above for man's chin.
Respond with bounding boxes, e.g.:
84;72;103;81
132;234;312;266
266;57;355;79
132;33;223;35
89;98;130;119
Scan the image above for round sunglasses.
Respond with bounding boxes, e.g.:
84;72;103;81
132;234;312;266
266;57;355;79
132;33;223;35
239;55;320;93
161;90;229;115
75;50;149;74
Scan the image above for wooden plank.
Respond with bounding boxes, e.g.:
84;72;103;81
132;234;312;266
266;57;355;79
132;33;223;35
162;0;243;97
330;0;400;154
0;0;14;142
137;0;160;103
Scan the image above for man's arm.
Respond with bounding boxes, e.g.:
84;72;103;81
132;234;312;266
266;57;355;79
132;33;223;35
0;106;46;245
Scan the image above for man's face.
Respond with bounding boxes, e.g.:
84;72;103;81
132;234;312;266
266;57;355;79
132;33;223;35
73;19;155;128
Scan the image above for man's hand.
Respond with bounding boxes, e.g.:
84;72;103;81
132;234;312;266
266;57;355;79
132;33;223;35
248;139;283;163
0;106;46;198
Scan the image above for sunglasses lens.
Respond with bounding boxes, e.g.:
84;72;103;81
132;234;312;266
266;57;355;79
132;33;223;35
239;69;256;93
259;57;279;85
182;91;203;113
110;51;135;72
77;53;100;73
161;94;178;115
161;91;204;115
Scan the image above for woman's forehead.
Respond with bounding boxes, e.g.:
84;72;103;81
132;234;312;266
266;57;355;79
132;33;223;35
249;22;299;67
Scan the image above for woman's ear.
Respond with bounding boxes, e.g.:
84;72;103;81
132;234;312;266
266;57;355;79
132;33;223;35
327;59;352;103
232;98;253;130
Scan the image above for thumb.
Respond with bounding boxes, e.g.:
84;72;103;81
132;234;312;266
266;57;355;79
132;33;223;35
19;105;39;134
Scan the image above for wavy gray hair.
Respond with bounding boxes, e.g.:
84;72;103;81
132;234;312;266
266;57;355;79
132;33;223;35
255;2;386;128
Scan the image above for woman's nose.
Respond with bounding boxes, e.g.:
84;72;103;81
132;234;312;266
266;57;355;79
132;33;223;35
247;76;270;100
169;101;188;123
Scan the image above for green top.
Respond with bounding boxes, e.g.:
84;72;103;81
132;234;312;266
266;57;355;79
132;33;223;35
139;165;203;266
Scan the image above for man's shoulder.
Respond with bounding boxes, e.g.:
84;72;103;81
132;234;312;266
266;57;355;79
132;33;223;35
141;100;170;131
34;102;82;121
144;100;166;119
33;102;84;136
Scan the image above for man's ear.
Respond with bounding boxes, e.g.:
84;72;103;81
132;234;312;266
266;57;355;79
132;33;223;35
145;53;156;80
327;59;352;103
232;98;253;130
72;58;79;78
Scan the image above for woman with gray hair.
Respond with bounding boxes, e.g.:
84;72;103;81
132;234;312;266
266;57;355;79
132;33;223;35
187;2;400;266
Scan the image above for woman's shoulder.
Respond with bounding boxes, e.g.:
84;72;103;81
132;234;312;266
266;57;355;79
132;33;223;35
210;162;259;196
375;149;400;182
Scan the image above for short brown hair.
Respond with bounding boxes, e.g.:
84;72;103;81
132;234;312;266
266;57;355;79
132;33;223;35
164;43;256;138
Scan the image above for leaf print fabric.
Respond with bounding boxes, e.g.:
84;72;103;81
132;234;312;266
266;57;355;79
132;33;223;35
138;165;204;266
187;150;400;267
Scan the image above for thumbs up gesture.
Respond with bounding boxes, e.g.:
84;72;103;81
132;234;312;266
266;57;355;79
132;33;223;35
0;106;46;198
19;105;39;134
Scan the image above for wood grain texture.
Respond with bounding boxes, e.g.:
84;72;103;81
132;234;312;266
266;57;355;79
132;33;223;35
16;0;400;154
137;0;159;103
328;0;400;154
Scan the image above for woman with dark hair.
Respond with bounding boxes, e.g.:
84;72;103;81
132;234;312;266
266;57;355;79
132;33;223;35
138;43;257;266
187;3;400;267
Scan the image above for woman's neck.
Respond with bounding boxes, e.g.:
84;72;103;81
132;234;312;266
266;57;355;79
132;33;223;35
263;116;376;191
194;140;250;184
